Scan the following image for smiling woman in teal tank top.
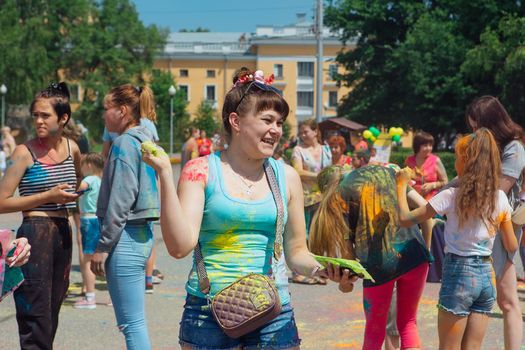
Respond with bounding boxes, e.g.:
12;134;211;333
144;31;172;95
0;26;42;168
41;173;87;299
143;68;357;349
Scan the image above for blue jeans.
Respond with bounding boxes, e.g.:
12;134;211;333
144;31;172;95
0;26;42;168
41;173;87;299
438;253;496;316
179;294;301;349
105;221;153;350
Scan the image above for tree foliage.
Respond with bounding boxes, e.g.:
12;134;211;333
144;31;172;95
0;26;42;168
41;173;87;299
326;0;525;133
193;101;219;137
0;0;168;140
149;70;190;150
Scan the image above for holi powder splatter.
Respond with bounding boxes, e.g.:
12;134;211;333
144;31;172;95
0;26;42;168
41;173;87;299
181;157;208;183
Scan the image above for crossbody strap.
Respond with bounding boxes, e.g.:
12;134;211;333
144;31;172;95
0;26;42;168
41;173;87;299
195;159;285;295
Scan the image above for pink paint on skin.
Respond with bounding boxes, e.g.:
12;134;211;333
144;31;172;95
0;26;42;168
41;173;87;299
180;157;208;184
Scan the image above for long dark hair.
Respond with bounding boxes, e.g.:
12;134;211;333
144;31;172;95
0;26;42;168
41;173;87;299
466;95;525;149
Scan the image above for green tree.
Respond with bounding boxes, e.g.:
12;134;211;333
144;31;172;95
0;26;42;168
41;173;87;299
0;0;92;104
149;70;190;150
462;15;525;125
0;0;167;140
193;101;219;136
392;12;474;131
325;0;525;133
66;0;168;140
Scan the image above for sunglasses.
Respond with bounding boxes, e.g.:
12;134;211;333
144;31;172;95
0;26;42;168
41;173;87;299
234;81;283;112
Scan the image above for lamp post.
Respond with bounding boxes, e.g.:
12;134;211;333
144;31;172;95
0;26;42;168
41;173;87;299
168;85;176;155
0;84;7;129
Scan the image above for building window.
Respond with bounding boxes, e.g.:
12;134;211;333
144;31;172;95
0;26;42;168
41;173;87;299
205;85;216;101
179;85;189;101
328;64;338;80
180;69;189;77
206;70;215;78
328;91;338;107
297;91;314;107
273;64;283;79
297;62;314;78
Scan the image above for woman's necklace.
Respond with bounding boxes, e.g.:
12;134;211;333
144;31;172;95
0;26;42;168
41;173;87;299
224;152;263;196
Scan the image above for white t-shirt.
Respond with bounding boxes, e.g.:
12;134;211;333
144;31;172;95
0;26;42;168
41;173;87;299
429;188;512;256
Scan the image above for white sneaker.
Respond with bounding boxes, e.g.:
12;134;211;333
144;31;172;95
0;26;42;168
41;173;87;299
74;298;96;310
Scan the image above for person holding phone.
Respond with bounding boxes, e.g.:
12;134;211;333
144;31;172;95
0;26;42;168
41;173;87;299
0;82;81;349
74;153;104;310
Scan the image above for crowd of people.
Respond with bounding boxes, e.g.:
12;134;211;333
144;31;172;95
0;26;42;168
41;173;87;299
0;67;523;350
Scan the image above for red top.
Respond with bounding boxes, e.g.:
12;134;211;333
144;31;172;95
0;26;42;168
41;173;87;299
197;138;213;156
405;153;439;200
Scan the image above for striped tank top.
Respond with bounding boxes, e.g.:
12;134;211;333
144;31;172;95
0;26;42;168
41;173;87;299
19;140;77;211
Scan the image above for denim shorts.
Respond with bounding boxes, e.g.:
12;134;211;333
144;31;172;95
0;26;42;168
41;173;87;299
179;294;301;349
80;217;100;255
438;254;496;316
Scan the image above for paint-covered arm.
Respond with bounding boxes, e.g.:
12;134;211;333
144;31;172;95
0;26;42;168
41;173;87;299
282;164;323;276
0;145;78;213
143;151;204;258
396;167;436;227
500;219;518;254
498;191;518;254
407;189;433;249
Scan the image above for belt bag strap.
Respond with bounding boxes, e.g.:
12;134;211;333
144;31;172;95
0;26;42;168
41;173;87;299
195;159;284;295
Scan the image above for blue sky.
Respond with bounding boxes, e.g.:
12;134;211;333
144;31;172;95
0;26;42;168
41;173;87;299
132;0;315;33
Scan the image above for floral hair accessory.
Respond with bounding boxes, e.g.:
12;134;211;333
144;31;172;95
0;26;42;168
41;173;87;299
233;70;275;88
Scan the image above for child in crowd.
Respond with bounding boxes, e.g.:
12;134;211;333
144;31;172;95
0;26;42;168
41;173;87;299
396;128;518;349
74;153;104;309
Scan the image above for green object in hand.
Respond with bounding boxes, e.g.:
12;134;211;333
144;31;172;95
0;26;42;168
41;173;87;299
141;141;167;157
313;255;375;282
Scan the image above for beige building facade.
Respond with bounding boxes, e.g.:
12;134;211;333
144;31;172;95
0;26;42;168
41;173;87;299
154;14;354;133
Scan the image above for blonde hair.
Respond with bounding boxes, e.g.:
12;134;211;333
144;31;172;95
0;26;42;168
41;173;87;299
106;84;157;122
455;128;501;228
309;166;352;258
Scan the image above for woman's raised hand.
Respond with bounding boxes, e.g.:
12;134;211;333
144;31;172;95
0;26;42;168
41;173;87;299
46;184;78;204
141;143;172;174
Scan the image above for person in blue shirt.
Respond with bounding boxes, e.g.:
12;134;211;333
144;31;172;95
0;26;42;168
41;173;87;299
142;68;352;349
90;84;160;349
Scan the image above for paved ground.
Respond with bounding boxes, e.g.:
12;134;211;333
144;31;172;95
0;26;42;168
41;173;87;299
1;164;524;349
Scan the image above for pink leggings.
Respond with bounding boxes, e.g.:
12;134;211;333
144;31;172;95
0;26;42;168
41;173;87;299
362;263;429;350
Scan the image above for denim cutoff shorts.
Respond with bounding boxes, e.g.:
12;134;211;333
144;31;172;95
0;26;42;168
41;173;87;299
179;294;301;350
438;253;496;316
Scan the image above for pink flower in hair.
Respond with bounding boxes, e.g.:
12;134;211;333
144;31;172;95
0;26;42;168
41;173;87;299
253;70;265;83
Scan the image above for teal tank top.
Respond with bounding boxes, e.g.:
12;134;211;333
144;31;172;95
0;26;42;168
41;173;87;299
186;152;290;305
